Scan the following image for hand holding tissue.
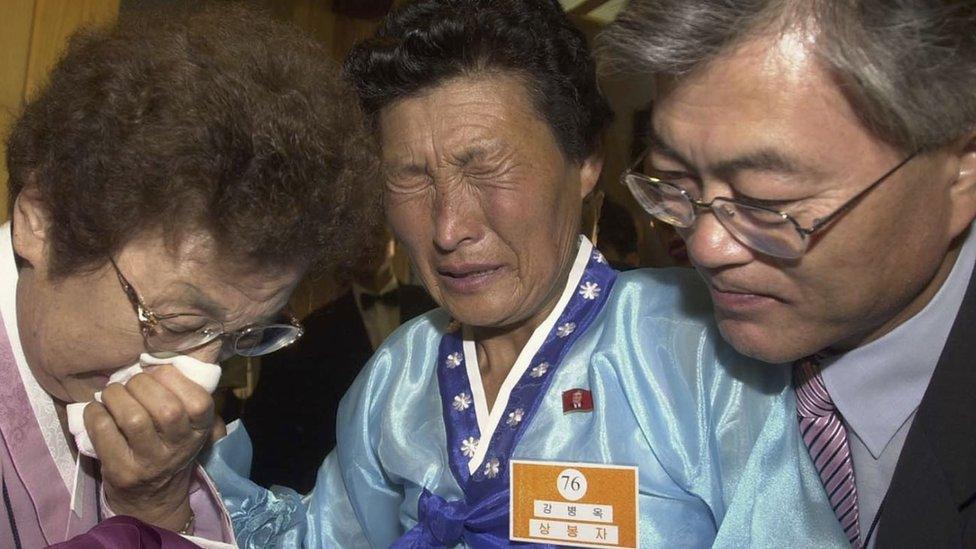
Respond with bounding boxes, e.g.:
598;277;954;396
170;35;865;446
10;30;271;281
67;353;222;458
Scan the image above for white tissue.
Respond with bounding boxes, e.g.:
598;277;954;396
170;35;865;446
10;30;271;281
66;353;222;458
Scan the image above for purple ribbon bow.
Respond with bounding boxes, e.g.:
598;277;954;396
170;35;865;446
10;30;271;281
394;488;550;548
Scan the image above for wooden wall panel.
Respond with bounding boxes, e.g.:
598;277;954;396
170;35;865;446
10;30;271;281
0;0;119;221
0;0;38;219
24;0;120;99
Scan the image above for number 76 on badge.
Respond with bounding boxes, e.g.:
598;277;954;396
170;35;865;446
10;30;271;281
509;459;639;548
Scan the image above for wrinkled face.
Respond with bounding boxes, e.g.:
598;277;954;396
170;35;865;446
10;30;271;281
380;75;599;329
652;30;976;363
15;227;303;403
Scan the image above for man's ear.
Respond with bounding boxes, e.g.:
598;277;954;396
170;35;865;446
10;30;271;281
579;152;604;199
947;129;976;238
11;180;52;270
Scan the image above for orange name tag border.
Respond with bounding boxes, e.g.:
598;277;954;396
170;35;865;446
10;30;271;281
509;459;639;549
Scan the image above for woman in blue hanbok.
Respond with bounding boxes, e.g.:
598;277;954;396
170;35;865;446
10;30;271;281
204;1;848;547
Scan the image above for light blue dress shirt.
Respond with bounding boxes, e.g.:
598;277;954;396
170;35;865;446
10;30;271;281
821;223;976;546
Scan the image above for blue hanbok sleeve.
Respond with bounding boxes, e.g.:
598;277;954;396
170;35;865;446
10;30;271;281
680;309;848;547
606;269;848;547
202;347;407;548
202;422;309;548
201;423;383;548
305;453;372;547
308;347;407;547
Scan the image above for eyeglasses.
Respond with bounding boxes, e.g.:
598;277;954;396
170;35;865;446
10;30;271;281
110;258;304;357
620;149;917;259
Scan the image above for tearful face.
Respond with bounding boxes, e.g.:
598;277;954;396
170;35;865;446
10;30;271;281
380;74;600;330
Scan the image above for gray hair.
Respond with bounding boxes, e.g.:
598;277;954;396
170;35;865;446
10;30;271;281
596;0;976;152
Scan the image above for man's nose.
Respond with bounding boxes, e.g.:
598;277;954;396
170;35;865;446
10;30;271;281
681;211;753;270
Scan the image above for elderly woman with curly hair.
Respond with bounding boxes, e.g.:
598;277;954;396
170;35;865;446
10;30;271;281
1;5;376;548
206;0;848;547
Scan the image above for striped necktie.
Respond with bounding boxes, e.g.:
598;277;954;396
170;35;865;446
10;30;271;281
794;357;861;547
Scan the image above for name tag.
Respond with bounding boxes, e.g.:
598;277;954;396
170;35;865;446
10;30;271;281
509;459;638;548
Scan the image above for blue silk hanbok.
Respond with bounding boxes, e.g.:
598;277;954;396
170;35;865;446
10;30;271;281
204;238;846;548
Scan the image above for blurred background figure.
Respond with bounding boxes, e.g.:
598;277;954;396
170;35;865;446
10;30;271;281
595;198;640;270
242;233;435;492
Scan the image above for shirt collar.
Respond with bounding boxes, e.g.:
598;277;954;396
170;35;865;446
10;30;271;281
352;275;399;300
822;223;976;458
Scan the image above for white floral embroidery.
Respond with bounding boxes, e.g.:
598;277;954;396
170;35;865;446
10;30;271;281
506;408;525;426
445;352;463;369
483;458;501;479
460;436;479;458
452;392;472;412
556;322;576;338
530;362;550;378
578;281;601;300
593;250;606;263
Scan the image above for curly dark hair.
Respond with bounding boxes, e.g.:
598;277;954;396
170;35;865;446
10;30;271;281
6;4;379;277
343;0;613;162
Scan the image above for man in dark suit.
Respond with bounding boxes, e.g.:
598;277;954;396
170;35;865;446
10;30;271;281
601;2;976;546
243;277;436;492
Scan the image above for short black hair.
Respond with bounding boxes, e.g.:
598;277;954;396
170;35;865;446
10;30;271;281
343;0;613;162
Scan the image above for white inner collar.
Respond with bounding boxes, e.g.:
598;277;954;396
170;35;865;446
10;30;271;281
461;237;593;474
0;222;76;491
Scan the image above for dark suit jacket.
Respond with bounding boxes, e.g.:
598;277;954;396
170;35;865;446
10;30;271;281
391;284;440;326
244;291;373;492
876;270;976;547
244;286;436;492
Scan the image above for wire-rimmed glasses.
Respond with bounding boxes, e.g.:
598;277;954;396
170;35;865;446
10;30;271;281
110;259;304;357
620;149;916;259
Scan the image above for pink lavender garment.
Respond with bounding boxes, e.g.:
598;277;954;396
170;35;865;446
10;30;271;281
0;314;100;546
0;310;234;548
49;516;201;549
0;289;235;546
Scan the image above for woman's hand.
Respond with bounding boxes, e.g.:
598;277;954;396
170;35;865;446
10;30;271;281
83;364;216;532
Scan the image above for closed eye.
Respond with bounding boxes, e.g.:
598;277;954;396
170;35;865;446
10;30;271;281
648;167;701;195
158;316;211;335
386;173;432;194
729;189;799;209
463;162;518;187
